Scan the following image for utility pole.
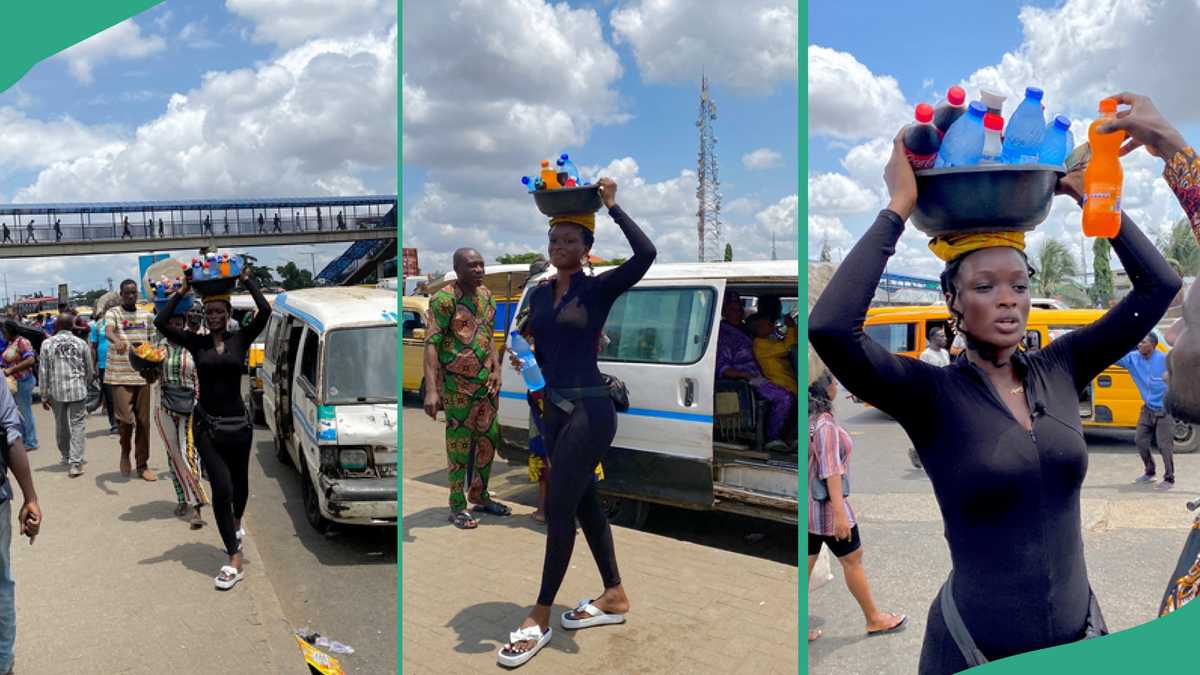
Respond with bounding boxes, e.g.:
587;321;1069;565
306;252;318;277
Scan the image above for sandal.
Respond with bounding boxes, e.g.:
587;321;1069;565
496;625;551;668
866;613;908;636
449;511;478;529
214;565;244;591
560;598;626;630
190;510;205;530
472;500;512;517
809;629;822;642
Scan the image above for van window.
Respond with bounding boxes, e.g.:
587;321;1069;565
265;314;282;360
402;310;424;339
325;326;397;404
865;323;917;353
299;328;320;387
599;287;716;365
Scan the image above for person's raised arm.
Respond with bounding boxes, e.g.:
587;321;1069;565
239;266;272;343
592;177;657;303
809;131;940;421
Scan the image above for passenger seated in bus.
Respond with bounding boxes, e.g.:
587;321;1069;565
715;291;793;443
747;313;797;395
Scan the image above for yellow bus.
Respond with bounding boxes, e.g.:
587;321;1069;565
861;305;1197;452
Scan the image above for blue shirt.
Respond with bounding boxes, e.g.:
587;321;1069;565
89;319;108;369
0;379;24;503
1116;349;1168;411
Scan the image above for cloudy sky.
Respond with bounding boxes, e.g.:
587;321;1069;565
0;0;396;300
809;0;1200;279
401;0;798;276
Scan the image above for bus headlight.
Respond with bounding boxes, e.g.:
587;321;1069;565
338;449;369;471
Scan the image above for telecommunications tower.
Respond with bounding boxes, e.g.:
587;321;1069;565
696;75;722;262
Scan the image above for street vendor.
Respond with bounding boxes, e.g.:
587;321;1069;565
810;122;1180;673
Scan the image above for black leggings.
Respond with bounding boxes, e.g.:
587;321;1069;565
194;410;253;556
536;396;621;607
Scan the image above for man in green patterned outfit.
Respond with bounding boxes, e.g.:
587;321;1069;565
424;248;510;529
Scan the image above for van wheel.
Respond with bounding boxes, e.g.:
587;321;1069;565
1174;421;1200;454
300;460;331;533
274;428;292;465
600;494;649;529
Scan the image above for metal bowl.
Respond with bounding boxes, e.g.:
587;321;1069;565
153;293;194;316
912;164;1066;237
189;276;238;299
128;343;164;374
532;185;602;217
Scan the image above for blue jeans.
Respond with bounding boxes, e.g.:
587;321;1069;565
0;500;14;672
14;378;35;450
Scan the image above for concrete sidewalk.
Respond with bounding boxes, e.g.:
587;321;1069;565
11;405;296;673
402;474;799;674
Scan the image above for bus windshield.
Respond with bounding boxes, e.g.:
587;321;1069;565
323;326;397;404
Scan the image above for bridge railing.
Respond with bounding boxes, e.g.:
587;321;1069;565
0;213;393;245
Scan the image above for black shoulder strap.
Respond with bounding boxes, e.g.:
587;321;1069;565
939;571;989;667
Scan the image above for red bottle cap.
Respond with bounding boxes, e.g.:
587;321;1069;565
947;86;966;106
984;113;1003;131
915;103;934;124
1099;97;1117;113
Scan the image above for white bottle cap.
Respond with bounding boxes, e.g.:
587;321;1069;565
980;89;1008;113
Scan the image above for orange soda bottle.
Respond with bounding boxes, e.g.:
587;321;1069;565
220;254;230;277
539;160;561;190
1082;98;1125;238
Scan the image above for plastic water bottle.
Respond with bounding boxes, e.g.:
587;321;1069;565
902;103;941;170
509;331;545;392
1039;115;1072;166
521;176;536;193
980;113;1004;164
936;101;987;167
1002;87;1046;164
558;153;581;185
932;86;967;138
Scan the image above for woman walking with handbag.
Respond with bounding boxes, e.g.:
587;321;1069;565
154;310;208;528
497;177;655;668
2;321;37;452
155;264;271;590
807;370;906;643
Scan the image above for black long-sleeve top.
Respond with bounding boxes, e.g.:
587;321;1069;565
809;209;1180;660
528;205;656;390
155;277;272;417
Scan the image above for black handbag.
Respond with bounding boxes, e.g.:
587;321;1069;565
602;373;629;412
160;383;196;416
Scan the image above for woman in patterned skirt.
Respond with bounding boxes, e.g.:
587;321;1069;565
154;312;207;528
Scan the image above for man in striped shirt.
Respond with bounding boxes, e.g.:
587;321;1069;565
105;280;159;481
39;308;95;477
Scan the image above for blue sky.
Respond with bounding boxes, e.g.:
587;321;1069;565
808;0;1200;279
402;0;798;275
0;0;397;301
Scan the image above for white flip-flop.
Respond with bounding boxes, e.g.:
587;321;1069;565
560;599;626;630
214;565;244;591
496;625;551;668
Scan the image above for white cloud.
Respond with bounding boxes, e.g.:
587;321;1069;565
610;0;796;94
17;27;397;202
808;172;878;214
228;0;397;48
808;45;909;140
0;108;121;174
742;147;783;170
402;0;624;181
179;20;221;49
960;0;1200;123
57;19;166;85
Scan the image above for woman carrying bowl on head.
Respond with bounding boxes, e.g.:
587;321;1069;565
155;263;271;590
810;125;1182;673
497;177;656;668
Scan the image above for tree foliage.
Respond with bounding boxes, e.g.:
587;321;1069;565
496;252;543;265
820;236;832;263
1089;237;1113;307
1036;238;1078;297
275;261;315;290
1156;217;1200;277
724;243;733;262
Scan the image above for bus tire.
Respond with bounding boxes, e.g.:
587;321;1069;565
1173;420;1200;454
601;494;649;529
301;457;331;534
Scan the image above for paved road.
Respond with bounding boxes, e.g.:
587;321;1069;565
807;397;1199;674
246;420;397;674
401;402;799;674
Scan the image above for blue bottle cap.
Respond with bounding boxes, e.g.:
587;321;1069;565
521;176;532;185
967;101;987;116
1053;114;1071;129
560;153;569;161
1025;87;1044;101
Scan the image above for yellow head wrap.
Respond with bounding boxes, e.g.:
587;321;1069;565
928;231;1026;263
202;293;232;304
549;212;596;233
